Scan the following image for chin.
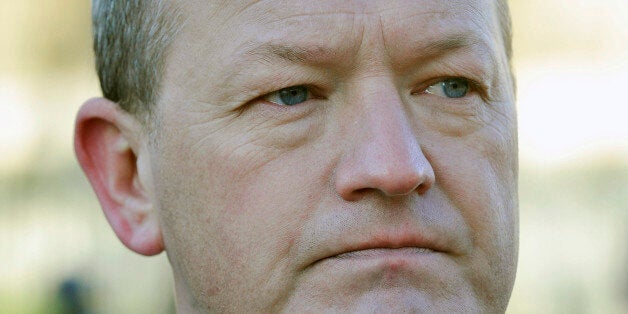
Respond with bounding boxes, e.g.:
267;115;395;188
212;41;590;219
283;287;484;313
282;267;488;313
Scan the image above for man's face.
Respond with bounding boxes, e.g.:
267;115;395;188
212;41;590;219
151;0;518;312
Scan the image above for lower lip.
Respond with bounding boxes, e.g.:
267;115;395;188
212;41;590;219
311;248;447;286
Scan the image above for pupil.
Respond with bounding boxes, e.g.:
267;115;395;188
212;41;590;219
279;86;308;105
443;79;468;98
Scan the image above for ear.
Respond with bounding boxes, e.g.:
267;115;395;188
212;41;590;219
74;98;163;256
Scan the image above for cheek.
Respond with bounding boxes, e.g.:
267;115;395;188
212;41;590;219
220;150;329;262
151;112;334;307
425;99;518;247
424;126;517;305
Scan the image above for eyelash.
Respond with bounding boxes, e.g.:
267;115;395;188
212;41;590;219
260;84;325;107
413;77;483;97
259;76;486;107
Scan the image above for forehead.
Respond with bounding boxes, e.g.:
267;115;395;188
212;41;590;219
176;0;501;48
164;0;505;95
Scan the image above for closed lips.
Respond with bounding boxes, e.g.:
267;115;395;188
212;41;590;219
332;247;437;259
312;233;450;266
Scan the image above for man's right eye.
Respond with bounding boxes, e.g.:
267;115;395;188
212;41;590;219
263;86;311;106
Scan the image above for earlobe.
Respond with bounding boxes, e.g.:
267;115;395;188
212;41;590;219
74;98;164;256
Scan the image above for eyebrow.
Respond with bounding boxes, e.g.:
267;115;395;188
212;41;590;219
391;33;498;75
417;35;477;60
234;33;486;67
237;42;340;67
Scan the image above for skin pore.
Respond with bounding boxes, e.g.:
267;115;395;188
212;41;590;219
75;0;518;312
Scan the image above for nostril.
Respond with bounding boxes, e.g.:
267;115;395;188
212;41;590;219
334;154;436;200
415;167;435;195
346;188;369;201
416;181;431;195
380;173;423;196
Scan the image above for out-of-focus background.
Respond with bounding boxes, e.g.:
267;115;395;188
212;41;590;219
1;0;626;313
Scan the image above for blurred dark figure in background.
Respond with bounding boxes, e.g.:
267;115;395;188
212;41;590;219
56;277;91;314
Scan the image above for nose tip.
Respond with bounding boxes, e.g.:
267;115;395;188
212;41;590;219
381;164;434;196
366;168;433;197
334;141;436;201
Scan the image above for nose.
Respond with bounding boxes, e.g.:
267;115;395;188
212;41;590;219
334;81;435;201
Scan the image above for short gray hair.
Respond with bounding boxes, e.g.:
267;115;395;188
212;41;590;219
496;0;513;60
92;0;181;119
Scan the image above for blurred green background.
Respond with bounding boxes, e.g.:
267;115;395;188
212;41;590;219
1;0;626;313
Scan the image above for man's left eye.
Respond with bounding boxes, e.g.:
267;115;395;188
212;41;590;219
263;85;311;106
424;78;471;98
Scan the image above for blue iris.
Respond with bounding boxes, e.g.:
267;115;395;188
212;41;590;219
278;86;309;106
442;78;469;98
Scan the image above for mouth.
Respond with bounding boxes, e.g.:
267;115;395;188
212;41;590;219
308;245;444;276
310;234;448;269
332;247;437;260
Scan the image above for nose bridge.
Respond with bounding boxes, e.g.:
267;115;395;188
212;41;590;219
335;76;435;200
360;80;418;165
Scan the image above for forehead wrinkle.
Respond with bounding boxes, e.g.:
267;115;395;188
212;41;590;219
241;42;338;66
375;5;493;66
456;0;505;63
